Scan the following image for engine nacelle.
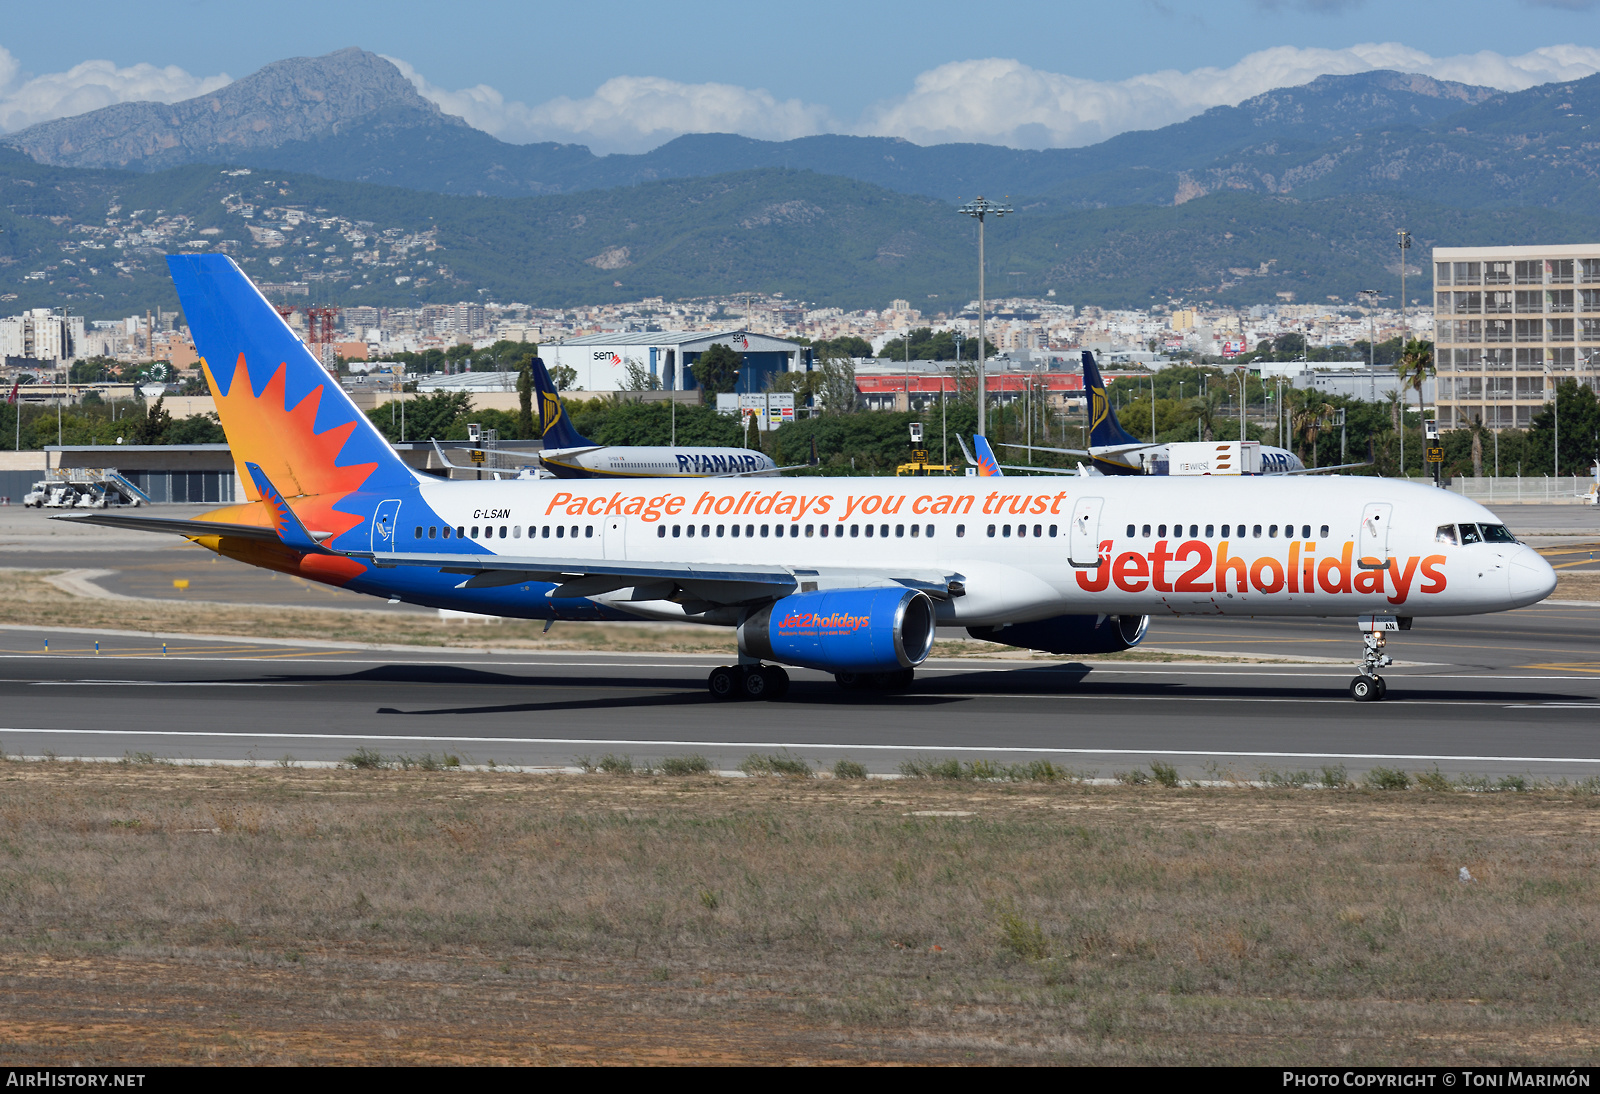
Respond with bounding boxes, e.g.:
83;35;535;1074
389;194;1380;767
739;587;937;674
967;613;1149;655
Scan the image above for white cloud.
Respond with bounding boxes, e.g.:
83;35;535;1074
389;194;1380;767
392;42;1600;154
0;46;230;133
385;55;836;154
854;44;1600;149
5;40;1599;154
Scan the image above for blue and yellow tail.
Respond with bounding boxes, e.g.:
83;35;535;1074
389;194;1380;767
531;357;596;449
1082;351;1141;449
168;254;418;547
971;435;1002;477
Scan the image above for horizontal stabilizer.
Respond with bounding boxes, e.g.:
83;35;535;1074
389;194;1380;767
246;462;330;553
50;513;330;543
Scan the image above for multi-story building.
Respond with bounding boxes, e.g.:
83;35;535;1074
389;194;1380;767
1433;244;1600;430
0;309;85;365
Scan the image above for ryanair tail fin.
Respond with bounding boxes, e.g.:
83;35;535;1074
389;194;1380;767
531;357;596;449
1082;351;1142;449
167;255;419;510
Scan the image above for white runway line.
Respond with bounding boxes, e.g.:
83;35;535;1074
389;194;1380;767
3;727;1599;766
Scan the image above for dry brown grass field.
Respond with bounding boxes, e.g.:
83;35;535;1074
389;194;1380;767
1;761;1599;1065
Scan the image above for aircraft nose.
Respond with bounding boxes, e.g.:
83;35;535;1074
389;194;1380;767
1508;546;1558;606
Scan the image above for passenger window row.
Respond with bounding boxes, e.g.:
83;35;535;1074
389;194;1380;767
1125;523;1329;540
656;523;942;539
985;524;1059;538
414;524;592;541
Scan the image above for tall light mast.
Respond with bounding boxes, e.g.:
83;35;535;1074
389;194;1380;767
958;197;1012;437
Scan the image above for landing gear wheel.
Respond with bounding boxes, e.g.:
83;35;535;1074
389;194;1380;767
878;668;915;692
741;666;772;700
834;671;865;690
1373;675;1387;700
708;665;739;701
1350;676;1379;702
763;665;790;700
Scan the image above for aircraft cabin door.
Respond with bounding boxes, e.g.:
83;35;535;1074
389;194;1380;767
372;499;403;554
1068;497;1104;567
1358;502;1392;568
603;517;627;560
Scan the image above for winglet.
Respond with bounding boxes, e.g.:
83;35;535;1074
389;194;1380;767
971;435;1003;478
245;462;329;552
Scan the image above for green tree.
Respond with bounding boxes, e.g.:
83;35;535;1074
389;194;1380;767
549;364;578;391
622;360;661;391
365;390;472;443
817;352;857;415
1397;338;1434;473
692;344;742;404
568;400;743;447
130;396;173;445
516;364;535;440
1528;379;1600;478
877;328;997;362
810;335;873;359
165;412;227;444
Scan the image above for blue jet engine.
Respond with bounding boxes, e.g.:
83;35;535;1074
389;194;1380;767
738;587;937;674
967;613;1149;655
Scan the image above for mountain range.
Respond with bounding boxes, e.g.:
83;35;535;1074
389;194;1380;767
1;48;1597;315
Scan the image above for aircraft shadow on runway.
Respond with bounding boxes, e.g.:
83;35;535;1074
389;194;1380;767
205;663;1598;715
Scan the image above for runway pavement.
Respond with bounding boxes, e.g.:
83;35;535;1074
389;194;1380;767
2;601;1597;781
3;501;1598;781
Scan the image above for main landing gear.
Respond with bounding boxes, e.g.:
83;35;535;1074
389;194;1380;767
834;668;915;692
708;663;790;701
1349;625;1395;702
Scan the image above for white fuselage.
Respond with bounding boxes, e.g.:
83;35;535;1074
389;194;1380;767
393;474;1555;626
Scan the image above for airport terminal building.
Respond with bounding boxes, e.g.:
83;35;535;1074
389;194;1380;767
545;330;806;394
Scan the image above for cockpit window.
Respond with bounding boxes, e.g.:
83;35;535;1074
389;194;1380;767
1459;523;1483;545
1481;523;1518;544
1435;524;1458;546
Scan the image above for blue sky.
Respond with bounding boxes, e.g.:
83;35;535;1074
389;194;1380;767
1;1;1597;151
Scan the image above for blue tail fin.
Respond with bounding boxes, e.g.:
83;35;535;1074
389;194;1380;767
167;254;418;505
970;434;1003;477
531;357;596;449
1082;351;1142;448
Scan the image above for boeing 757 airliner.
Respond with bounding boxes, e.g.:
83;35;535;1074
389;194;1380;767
65;256;1557;703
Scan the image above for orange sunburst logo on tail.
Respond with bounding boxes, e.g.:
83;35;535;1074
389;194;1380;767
202;352;378;543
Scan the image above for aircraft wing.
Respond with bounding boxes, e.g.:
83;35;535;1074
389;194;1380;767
1002;442;1154;458
349;548;964;607
539;445;607;459
993;461;1077;475
1000;442;1091;457
1273;461;1374;476
51;512;331;543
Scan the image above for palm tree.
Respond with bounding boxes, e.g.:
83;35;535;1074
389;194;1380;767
1397;338;1434;478
1470;413;1485;479
1290;391;1336;466
1195;390;1222;443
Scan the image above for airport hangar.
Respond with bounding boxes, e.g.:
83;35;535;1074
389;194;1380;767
545;330;808;394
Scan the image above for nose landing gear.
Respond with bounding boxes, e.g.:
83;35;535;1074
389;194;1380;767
1349;616;1404;701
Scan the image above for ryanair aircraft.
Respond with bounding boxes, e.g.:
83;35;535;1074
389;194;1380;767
1011;352;1312;475
530;358;778;479
66;256;1557;705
